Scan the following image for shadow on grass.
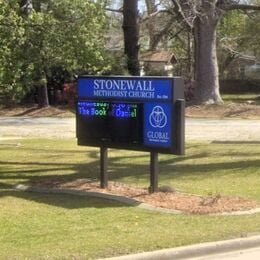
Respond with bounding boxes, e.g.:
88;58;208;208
1;154;259;183
0;151;205;183
14;107;40;116
160;158;260;180
0;189;130;209
0;182;14;189
1;141;260;208
11;106;75;117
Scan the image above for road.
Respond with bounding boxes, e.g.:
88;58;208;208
0;117;75;139
194;247;260;260
0;117;260;141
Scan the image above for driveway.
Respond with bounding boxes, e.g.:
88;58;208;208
0;117;75;139
0;117;260;142
186;118;260;142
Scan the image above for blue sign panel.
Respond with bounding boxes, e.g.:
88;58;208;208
77;76;185;155
144;103;172;148
78;77;172;101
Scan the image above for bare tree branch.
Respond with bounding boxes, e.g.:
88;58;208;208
150;16;176;49
141;9;172;22
171;0;196;28
219;3;260;11
105;7;123;13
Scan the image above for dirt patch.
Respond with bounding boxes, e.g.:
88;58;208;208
0;103;259;119
0;105;74;117
186;103;260;119
35;179;258;215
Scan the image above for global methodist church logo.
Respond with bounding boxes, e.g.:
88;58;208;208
149;106;167;128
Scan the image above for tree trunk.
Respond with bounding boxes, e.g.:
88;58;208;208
145;0;157;50
38;73;49;108
20;0;33;15
187;31;193;78
38;84;49;108
193;17;223;104
122;0;140;75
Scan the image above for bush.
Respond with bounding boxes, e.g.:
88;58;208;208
63;83;76;107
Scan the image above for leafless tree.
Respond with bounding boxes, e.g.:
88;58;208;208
122;0;140;75
171;0;260;104
143;0;177;50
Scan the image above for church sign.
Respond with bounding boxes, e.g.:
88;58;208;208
76;76;185;155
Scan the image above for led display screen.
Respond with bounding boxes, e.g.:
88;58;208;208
77;101;143;146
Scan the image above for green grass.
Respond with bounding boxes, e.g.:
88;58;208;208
1;139;260;199
0;139;260;259
1;192;260;259
222;93;260;105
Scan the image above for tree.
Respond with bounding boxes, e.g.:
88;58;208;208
0;0;109;106
171;0;260;104
217;10;246;78
244;7;260;60
144;0;157;50
219;10;260;79
22;0;50;107
0;0;26;103
143;0;177;51
122;0;140;75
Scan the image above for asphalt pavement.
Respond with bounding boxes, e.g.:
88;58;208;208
1;116;260;141
194;247;260;260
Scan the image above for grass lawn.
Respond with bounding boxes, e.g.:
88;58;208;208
0;138;260;259
222;93;260;105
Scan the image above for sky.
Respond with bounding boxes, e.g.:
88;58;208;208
110;0;147;11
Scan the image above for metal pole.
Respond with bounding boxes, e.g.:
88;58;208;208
150;152;159;193
176;99;185;155
100;147;108;189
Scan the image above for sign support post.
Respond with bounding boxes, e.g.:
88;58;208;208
149;152;159;193
100;147;108;188
176;99;185;155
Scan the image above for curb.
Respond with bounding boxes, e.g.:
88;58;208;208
15;184;182;215
102;235;260;260
15;184;260;216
